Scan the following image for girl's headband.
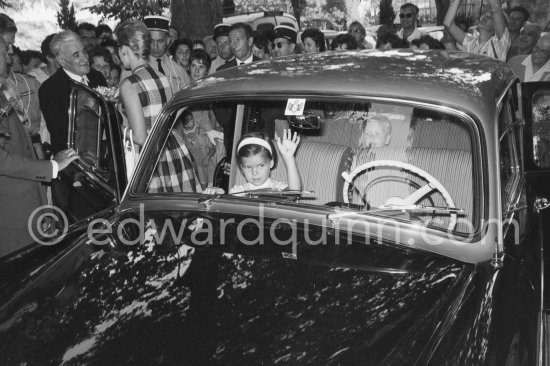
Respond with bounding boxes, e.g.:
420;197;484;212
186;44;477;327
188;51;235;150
237;137;272;154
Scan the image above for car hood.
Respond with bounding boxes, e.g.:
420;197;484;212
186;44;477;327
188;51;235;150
0;236;469;365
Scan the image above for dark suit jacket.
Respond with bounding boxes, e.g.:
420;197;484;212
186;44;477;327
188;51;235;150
39;68;106;154
0;111;53;256
217;55;262;72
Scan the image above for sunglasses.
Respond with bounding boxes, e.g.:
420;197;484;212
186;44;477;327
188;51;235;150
275;41;289;49
399;13;416;19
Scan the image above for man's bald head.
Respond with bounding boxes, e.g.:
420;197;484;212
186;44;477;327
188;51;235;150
532;34;550;67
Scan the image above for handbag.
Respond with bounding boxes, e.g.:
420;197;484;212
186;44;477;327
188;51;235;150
123;127;138;180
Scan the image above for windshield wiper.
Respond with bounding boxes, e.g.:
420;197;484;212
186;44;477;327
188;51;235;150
376;204;465;215
231;189;316;201
198;189;316;208
328;204;464;221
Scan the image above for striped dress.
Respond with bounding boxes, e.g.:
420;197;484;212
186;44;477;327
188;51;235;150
126;64;173;130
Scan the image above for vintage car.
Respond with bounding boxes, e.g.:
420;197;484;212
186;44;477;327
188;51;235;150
1;50;550;365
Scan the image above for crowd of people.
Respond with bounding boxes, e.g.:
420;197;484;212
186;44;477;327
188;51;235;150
1;0;550;257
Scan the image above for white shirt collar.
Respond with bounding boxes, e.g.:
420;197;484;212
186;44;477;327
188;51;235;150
63;68;87;83
236;54;254;65
522;55;550;82
397;27;423;42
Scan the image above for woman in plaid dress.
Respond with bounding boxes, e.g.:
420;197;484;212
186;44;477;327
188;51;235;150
116;21;173;146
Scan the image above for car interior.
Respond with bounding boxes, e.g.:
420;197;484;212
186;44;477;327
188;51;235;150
146;98;477;234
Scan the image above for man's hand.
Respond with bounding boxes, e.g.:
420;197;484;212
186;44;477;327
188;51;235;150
276;129;300;159
54;148;79;171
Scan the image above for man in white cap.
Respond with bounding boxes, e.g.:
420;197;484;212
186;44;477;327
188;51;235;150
272;25;297;58
209;23;234;74
144;15;190;93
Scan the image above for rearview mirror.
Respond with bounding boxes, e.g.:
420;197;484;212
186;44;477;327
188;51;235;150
286;111;321;130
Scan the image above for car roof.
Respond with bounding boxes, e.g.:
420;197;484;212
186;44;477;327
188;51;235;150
222;11;298;30
177;50;516;123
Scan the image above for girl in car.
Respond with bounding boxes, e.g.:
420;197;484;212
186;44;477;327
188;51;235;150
230;129;301;193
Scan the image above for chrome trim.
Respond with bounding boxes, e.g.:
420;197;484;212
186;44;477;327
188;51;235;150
496;76;518;110
535;197;550;213
229;104;245;188
73;159;116;197
67;88;77;149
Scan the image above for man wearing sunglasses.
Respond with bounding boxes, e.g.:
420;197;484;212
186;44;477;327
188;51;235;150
508;34;550;82
272;25;297;58
444;0;510;61
396;3;425;43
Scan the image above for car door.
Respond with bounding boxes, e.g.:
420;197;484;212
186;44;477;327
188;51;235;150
520;82;550;238
520;82;550;361
64;83;127;222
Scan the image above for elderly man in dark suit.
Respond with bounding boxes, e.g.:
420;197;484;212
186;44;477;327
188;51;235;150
508;34;550;82
217;23;261;71
0;35;78;258
38;30;106;215
39;30;106;155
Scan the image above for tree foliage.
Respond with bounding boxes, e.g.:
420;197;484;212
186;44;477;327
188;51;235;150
0;0;14;8
57;0;77;31
89;0;169;23
379;0;395;26
303;0;346;30
289;0;307;27
170;0;222;41
434;0;449;26
344;0;362;26
222;0;235;16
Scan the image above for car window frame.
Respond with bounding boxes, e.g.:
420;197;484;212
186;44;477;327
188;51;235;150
67;82;127;203
127;94;485;239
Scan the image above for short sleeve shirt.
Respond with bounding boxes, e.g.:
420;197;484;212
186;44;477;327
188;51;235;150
462;28;511;61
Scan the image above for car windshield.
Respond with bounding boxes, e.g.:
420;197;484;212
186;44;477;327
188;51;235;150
140;98;478;236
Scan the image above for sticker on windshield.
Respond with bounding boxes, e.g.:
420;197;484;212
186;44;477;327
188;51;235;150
285;98;306;116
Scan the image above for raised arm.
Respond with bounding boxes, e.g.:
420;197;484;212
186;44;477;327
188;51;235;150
490;0;506;39
276;129;301;191
444;0;466;45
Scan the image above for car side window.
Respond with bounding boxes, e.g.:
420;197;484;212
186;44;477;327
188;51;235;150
146;105;226;193
532;90;550;168
499;93;521;213
71;88;112;183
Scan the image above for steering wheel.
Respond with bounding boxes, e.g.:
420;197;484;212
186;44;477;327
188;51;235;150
342;160;457;230
213;156;228;189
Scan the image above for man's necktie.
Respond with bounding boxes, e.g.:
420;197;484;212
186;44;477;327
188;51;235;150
157;58;165;74
81;75;89;86
239;62;245;66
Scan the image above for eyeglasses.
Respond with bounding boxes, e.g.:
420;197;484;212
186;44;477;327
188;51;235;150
533;46;550;57
399;13;416;19
275;41;289;49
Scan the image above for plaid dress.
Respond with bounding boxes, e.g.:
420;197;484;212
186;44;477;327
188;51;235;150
148;129;202;193
126;64;173;130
